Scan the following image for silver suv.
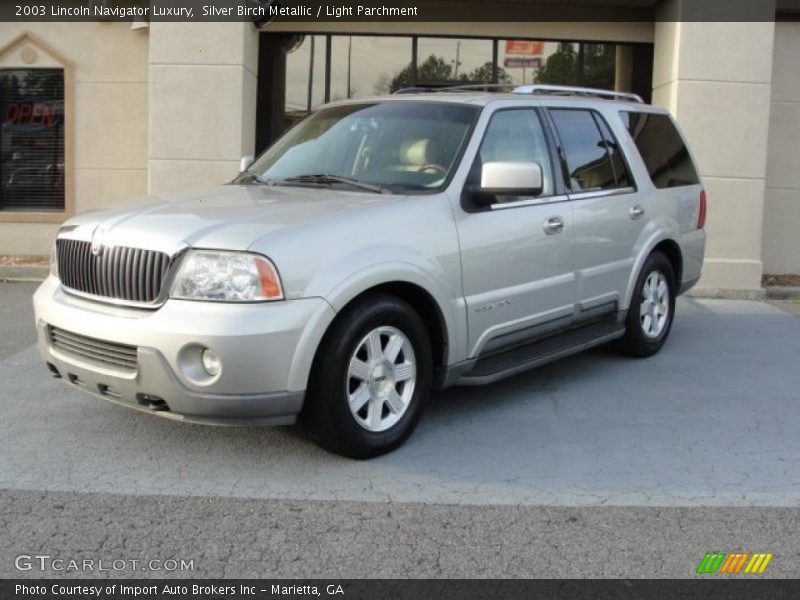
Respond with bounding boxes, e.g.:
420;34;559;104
34;85;706;458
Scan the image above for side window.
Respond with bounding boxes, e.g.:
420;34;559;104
622;111;700;188
550;109;622;192
473;109;554;198
594;114;632;188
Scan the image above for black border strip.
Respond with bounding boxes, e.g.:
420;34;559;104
4;579;800;600
1;0;797;23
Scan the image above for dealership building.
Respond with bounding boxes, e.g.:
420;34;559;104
1;1;798;296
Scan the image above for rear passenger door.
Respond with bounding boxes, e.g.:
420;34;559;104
547;107;644;320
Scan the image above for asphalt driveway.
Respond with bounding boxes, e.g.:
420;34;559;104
1;282;799;577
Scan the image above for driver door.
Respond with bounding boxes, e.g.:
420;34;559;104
455;107;576;358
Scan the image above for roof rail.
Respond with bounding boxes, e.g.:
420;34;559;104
391;82;645;103
434;83;516;92
512;84;644;103
393;83;513;94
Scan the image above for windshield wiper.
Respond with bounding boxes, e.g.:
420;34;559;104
283;174;388;194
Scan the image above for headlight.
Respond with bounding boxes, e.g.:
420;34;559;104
170;250;283;302
50;240;59;279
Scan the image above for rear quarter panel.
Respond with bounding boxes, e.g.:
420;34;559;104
597;104;705;306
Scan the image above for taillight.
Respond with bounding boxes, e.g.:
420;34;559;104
697;190;707;229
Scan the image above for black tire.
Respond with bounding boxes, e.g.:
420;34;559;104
614;252;677;358
300;293;432;459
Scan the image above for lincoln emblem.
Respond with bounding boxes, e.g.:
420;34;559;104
90;227;105;255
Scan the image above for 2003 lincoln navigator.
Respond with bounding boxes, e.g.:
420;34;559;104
34;84;706;458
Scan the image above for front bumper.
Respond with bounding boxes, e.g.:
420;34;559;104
33;276;336;425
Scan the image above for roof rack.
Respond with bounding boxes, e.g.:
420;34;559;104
513;84;644;103
392;82;644;103
393;83;512;94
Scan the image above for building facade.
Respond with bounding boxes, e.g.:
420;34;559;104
0;1;798;296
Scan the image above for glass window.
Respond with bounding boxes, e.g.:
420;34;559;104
0;68;65;211
498;40;548;86
249;102;478;193
330;36;413;99
473;109;554;198
284;35;326;128
532;42;617;91
550;109;617;192
622;111;700;188
594;113;632;188
416;38;493;85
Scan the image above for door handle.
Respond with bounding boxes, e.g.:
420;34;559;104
630;205;645;220
543;216;564;235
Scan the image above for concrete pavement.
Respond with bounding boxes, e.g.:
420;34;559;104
0;281;37;359
2;282;799;577
2;296;799;507
3;489;800;578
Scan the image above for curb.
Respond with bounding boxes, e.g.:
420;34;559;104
687;287;767;301
0;265;49;282
765;286;800;300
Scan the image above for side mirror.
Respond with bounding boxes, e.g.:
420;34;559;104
472;161;543;206
240;156;254;172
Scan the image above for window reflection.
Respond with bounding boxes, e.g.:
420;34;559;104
550;109;616;192
259;33;644;150
415;38;493;85
329;36;413;99
499;40;549;86
285;35;326;127
594;113;631;187
518;42;617;90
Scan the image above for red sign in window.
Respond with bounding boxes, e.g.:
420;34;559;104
4;100;63;129
505;40;544;56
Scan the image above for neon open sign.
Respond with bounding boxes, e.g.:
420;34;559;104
3;100;64;130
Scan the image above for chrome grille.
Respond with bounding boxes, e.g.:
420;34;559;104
50;327;138;371
56;239;171;304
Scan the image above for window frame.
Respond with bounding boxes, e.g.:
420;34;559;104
544;106;638;199
460;105;568;213
0;32;73;223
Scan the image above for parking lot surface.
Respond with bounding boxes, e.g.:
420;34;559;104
1;282;799;577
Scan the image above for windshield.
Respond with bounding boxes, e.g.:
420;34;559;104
245;102;479;193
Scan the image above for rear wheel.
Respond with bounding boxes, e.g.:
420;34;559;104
301;294;432;459
614;252;676;358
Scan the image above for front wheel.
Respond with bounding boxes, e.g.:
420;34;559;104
614;252;676;358
301;294;432;459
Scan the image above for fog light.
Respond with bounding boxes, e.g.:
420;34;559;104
201;348;221;377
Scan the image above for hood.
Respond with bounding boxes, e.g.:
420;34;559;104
60;184;397;252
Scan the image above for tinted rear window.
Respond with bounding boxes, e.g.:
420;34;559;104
621;112;699;188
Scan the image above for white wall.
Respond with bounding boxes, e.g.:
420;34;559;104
147;23;259;195
0;23;149;255
763;20;800;275
653;16;776;294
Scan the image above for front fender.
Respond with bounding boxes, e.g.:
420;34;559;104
307;249;467;367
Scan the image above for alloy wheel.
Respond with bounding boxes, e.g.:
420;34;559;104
640;270;670;339
346;326;417;432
